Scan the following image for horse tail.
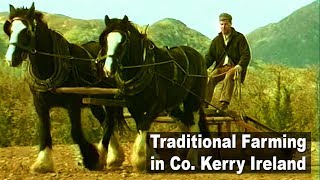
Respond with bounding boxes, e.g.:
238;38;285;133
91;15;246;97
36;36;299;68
91;105;130;136
113;107;130;135
198;107;210;138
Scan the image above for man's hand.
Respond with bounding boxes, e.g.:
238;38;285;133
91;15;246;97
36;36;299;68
234;65;242;72
207;61;216;73
234;65;242;80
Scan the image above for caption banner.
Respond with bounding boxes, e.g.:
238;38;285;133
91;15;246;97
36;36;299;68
146;132;311;174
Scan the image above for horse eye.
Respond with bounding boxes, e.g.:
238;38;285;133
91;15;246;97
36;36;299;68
121;35;127;45
3;21;12;36
18;29;31;45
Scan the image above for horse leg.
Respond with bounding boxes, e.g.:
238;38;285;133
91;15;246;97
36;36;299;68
90;106;125;169
181;108;200;167
130;107;159;172
131;130;150;171
105;107;127;169
169;105;189;132
106;134;124;168
183;97;208;167
68;104;102;170
30;99;54;173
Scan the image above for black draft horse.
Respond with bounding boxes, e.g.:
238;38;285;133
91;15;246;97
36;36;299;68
3;3;126;172
99;15;209;171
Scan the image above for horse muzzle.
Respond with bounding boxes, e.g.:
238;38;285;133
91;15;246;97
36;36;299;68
103;56;114;77
5;52;27;67
104;70;115;78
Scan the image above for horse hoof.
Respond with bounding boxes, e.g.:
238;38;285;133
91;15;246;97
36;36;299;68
81;143;106;171
132;162;146;172
31;147;54;173
107;159;124;169
83;163;105;171
131;155;147;172
106;150;125;169
83;160;105;171
107;162;122;169
30;162;54;174
93;164;105;171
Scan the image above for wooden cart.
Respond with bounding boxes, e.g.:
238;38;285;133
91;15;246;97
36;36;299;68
52;87;277;134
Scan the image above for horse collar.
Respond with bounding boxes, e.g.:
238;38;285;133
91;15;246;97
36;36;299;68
115;39;155;96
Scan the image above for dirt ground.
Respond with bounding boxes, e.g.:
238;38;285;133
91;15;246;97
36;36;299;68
0;142;318;180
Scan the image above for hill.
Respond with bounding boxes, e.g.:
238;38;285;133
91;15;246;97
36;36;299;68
1;1;319;67
247;1;319;67
147;18;210;55
0;13;210;58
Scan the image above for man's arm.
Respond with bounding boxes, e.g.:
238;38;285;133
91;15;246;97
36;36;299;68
237;34;251;69
205;40;216;68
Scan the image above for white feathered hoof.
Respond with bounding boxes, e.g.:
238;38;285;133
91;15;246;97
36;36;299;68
106;146;125;169
131;147;159;172
131;154;146;172
131;131;148;172
97;136;125;169
30;162;54;174
131;143;147;172
30;147;54;173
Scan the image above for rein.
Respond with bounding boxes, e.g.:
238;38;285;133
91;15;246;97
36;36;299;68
121;60;207;78
118;53;207;78
10;42;104;63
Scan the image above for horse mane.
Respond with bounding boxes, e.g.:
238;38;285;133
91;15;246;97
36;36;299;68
126;22;149;41
9;7;48;29
34;12;48;28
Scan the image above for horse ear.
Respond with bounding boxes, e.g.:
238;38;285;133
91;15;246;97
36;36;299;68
104;15;110;26
27;2;35;17
9;4;16;13
144;24;149;34
123;15;129;22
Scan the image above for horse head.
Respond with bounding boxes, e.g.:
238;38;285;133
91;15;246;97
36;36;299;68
99;15;145;80
4;3;37;67
99;15;130;77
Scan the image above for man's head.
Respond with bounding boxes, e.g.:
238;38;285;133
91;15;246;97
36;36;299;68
219;13;232;35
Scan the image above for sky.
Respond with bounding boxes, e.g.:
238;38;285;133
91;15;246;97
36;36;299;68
0;0;316;38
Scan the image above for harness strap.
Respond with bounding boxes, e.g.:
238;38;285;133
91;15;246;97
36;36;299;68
116;39;155;96
164;47;178;82
177;47;189;85
77;44;94;59
70;44;103;86
27;30;71;92
165;47;189;85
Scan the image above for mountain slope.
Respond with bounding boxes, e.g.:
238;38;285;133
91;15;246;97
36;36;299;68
1;1;319;67
43;13;105;44
147;18;210;55
247;1;319;67
0;13;210;58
